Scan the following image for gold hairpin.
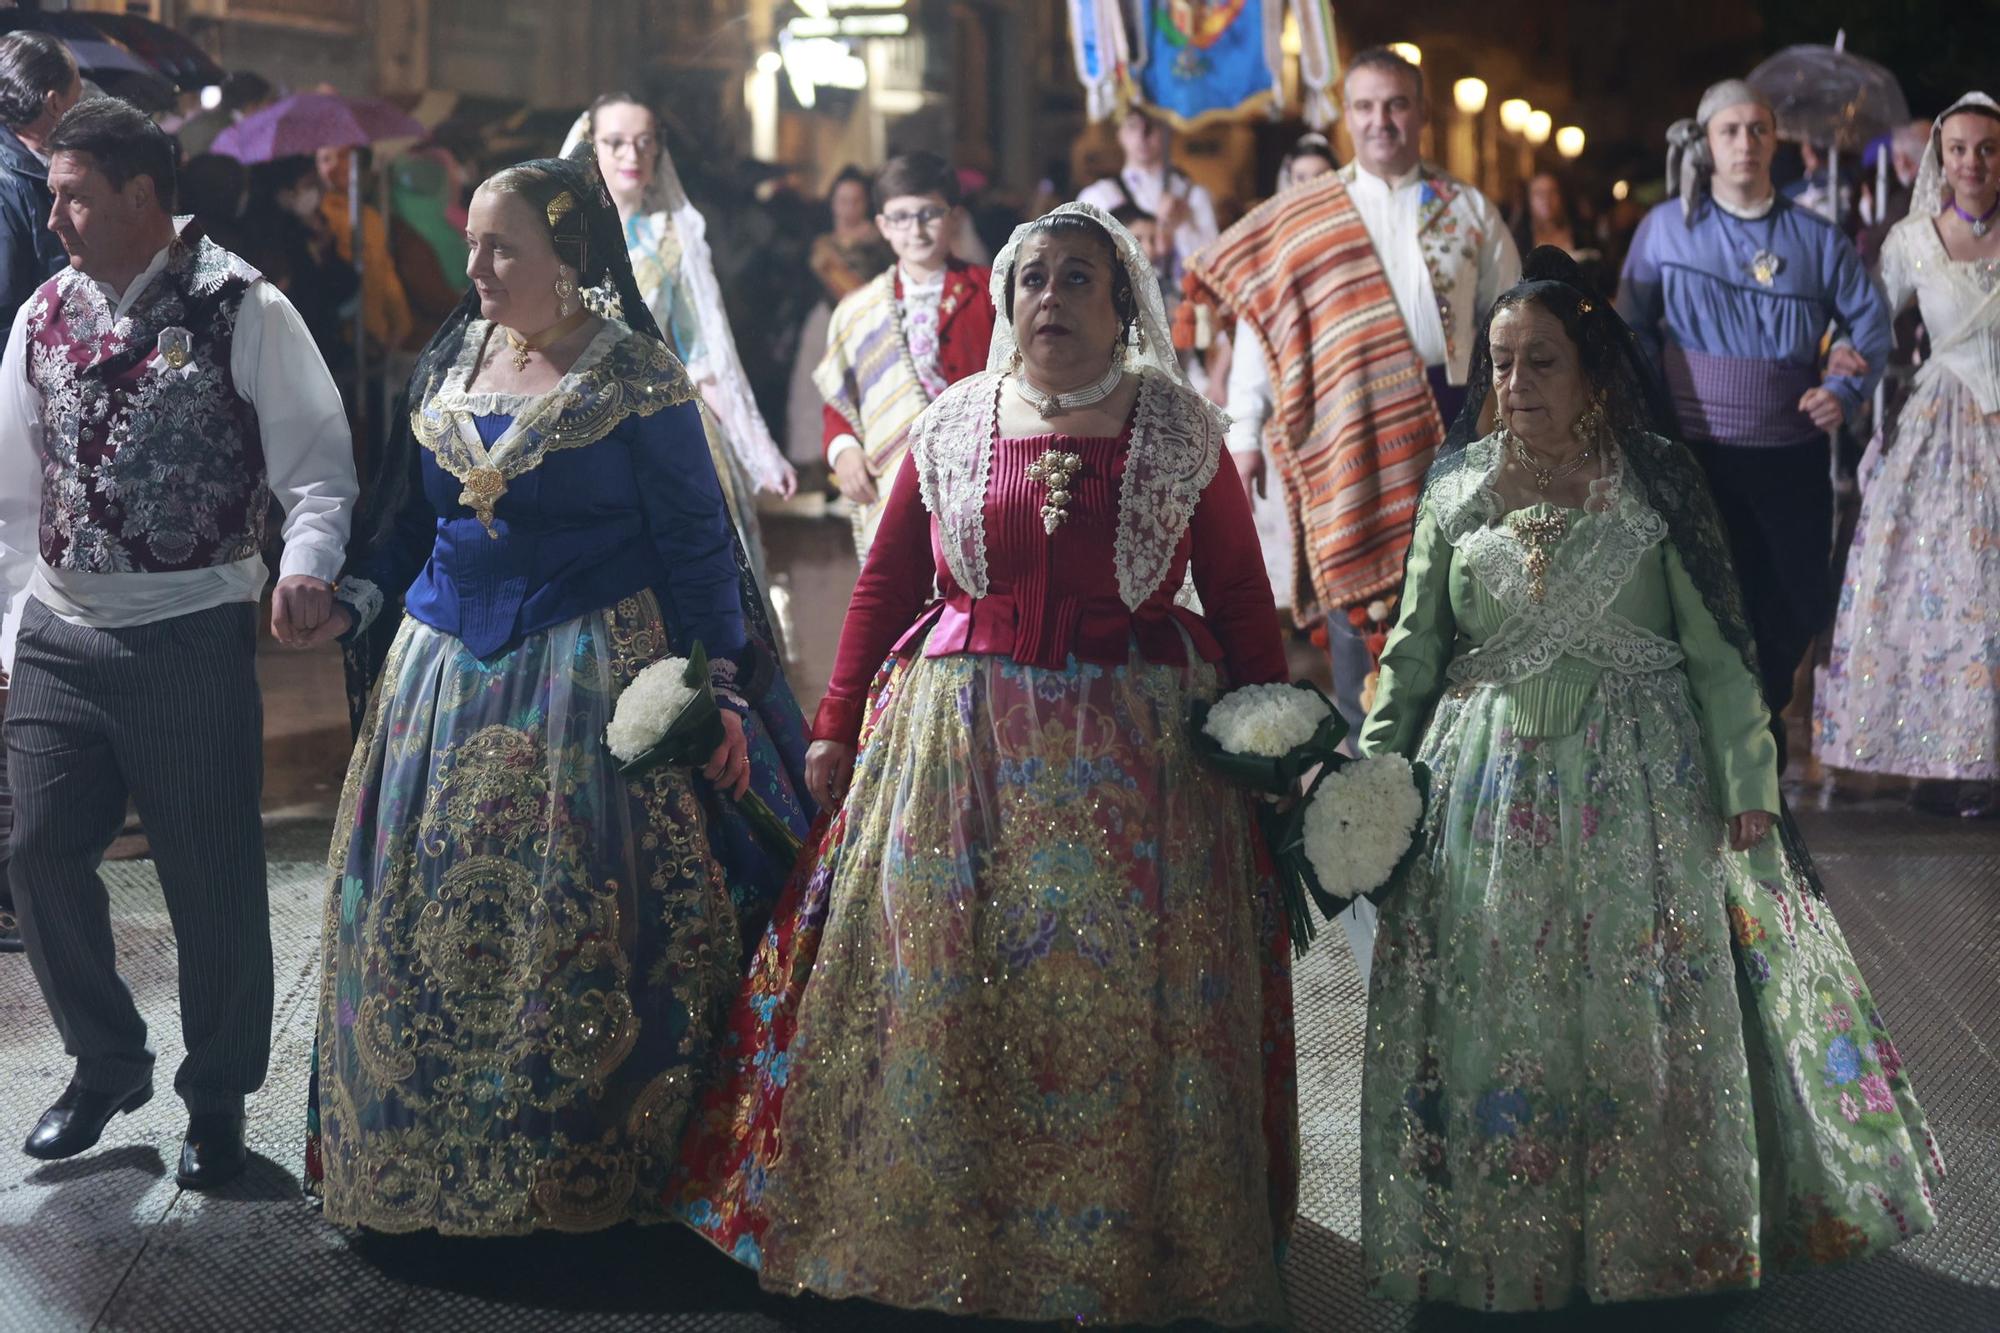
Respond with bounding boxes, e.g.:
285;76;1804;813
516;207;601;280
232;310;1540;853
546;190;576;230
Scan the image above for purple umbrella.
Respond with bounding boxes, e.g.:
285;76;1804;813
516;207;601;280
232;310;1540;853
211;92;425;433
209;92;424;164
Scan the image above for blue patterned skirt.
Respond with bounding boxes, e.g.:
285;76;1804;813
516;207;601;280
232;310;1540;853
306;591;810;1234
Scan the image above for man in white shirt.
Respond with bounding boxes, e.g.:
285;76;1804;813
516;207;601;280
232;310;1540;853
0;99;360;1189
1229;48;1518;512
1225;48;1518;709
1198;49;1515;984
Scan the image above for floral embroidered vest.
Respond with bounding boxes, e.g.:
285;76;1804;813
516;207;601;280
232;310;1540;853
25;233;267;573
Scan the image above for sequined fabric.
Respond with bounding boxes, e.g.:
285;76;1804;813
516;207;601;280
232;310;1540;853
1364;485;1943;1310
673;648;1298;1326
1817;234;2000;781
307;592;809;1234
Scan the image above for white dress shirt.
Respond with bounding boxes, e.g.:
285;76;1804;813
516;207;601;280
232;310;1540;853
0;234;357;664
1345;164;1450;368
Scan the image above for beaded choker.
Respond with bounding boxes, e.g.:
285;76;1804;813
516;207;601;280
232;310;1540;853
1012;360;1124;420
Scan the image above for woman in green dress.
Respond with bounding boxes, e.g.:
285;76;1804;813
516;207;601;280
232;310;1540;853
1358;247;1942;1311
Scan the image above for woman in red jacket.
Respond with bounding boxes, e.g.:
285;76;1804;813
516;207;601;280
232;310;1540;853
673;203;1297;1327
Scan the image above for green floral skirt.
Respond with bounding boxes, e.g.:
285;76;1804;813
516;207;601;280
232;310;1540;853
1363;668;1942;1310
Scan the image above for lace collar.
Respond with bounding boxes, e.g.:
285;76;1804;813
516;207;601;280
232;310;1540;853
411;318;694;533
1431;432;1682;685
913;367;1226;609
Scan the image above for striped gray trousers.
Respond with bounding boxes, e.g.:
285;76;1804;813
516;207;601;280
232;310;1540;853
6;597;271;1115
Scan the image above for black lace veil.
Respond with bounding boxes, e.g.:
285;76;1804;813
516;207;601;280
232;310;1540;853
1428;245;1827;896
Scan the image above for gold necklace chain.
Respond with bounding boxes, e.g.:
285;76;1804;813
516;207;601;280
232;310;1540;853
502;309;592;372
1509;433;1596;493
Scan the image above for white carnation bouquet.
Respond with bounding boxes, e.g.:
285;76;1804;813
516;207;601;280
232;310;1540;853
1190;680;1427;953
605;640;801;859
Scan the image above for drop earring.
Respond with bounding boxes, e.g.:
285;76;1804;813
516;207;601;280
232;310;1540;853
555;272;578;319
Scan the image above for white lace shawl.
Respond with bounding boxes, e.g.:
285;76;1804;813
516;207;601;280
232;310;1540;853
912;367;1226;611
1430;434;1685;686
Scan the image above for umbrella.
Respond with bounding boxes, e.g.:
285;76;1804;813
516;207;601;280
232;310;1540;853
1747;34;1910;152
210;92;424;164
211;93;426;434
1747;33;1910;529
0;12;174;109
82;14;225;93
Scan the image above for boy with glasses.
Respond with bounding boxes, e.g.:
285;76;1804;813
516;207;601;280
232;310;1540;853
817;151;994;556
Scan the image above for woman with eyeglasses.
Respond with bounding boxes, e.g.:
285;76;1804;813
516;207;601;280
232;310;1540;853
563;94;795;590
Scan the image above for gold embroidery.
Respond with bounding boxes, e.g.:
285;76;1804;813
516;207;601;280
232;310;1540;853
412;322;697;531
314;593;745;1236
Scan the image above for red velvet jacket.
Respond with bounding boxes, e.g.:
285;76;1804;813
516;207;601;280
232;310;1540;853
820;259;996;457
811;424;1287;744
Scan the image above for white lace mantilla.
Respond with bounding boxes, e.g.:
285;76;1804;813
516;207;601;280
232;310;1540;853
1433;434;1684;686
912;368;1226;610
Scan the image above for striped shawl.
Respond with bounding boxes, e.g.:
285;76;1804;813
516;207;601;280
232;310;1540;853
1186;173;1444;614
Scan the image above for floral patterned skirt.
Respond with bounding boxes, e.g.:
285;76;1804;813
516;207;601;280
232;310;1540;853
671;648;1298;1327
1365;669;1942;1311
1817;362;2000;780
306;592;809;1235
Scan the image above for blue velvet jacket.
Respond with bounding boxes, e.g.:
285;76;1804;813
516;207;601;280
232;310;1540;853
357;321;746;668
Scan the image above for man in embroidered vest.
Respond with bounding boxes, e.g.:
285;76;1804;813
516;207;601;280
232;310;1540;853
0;31;81;956
0;98;360;1188
1200;46;1519;731
819;151;994;558
1617;79;1890;763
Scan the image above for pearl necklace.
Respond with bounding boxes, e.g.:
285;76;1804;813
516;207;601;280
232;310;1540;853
1509;433;1596;493
1012;360;1124;420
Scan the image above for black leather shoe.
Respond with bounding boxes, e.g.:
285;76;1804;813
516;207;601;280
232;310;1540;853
22;1078;152;1159
176;1113;247;1190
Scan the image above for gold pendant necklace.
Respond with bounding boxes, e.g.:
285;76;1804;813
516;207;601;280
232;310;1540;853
502;308;591;372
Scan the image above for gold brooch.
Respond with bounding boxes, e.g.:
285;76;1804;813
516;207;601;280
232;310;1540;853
459;466;507;538
1508;509;1569;602
1025;449;1083;534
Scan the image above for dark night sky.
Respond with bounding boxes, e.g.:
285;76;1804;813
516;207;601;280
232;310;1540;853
1337;0;1990;182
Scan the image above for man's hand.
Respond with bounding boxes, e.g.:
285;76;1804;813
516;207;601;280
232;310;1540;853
1231;449;1266;499
271;575;349;648
1798;387;1846;433
832;449;879;506
1824;344;1868;379
1154;193;1190;248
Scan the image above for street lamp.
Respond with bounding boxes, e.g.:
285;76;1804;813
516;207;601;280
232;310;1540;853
1453;78;1488;115
1498;98;1531;134
1555;125;1585;159
1525;109;1552;146
1388;42;1422;67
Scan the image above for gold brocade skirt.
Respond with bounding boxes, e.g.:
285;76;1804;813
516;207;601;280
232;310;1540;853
673;646;1299;1326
